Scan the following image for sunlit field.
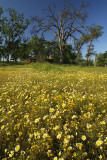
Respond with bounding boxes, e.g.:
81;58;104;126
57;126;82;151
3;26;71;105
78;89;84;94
0;64;107;160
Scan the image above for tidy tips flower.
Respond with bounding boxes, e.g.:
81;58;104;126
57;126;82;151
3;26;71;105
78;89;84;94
81;135;86;141
15;145;20;152
96;139;103;147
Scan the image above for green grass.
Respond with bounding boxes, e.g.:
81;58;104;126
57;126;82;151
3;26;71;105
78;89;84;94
0;62;107;74
0;61;26;66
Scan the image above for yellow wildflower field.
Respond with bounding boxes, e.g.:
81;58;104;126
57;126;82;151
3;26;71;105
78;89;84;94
0;66;107;160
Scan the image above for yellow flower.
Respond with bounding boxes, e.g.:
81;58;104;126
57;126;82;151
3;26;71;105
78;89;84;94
73;152;76;157
29;134;33;138
102;110;105;113
24;114;29;119
100;121;106;125
76;143;83;150
0;119;4;122
54;125;59;130
41;128;45;132
47;150;52;157
64;137;70;144
81;135;86;141
9;151;14;157
25;101;29;104
1;125;5;130
72;115;78;119
82;152;87;156
26;156;30;160
67;146;72;150
7;99;10;103
34;118;40;123
51;115;56;119
57;134;62;139
98;155;102;159
6;131;10;135
100;147;103;150
58;151;62;156
15;145;20;152
62;103;66;108
104;137;107;143
43;115;48;120
55;110;59;115
71;135;74;139
86;123;92;129
43;133;48;138
96;139;103;147
49;108;54;113
53;157;58;160
18;132;22;137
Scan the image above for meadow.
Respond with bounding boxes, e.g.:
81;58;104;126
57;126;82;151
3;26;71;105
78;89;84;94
0;63;107;160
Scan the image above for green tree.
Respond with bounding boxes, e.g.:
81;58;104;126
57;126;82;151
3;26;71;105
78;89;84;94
97;51;107;66
44;41;59;62
86;25;103;65
63;44;76;64
19;38;30;60
29;36;46;62
1;8;30;62
75;25;103;65
31;0;89;64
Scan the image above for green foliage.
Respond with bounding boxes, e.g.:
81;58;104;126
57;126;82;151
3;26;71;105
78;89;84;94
0;62;107;73
19;38;30;60
0;7;30;62
28;37;47;62
44;41;59;62
0;61;25;67
97;51;107;66
63;45;77;64
75;25;103;66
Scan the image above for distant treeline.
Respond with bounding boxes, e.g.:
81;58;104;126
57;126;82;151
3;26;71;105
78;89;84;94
0;2;106;66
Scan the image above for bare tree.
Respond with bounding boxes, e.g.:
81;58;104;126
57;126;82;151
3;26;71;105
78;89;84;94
31;0;89;63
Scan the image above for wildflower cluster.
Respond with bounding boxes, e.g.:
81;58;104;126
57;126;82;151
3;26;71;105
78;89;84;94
0;67;107;160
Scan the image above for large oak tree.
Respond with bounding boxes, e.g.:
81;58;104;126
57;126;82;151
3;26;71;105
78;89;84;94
31;0;89;63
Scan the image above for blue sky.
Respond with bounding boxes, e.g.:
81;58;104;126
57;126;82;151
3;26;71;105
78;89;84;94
0;0;107;57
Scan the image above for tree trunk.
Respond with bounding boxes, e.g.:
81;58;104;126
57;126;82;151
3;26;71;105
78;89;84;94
59;50;63;64
14;58;17;63
6;44;10;63
87;56;88;66
6;53;9;63
59;43;64;64
94;54;97;66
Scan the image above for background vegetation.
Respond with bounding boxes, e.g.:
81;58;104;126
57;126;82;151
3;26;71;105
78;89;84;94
0;1;106;66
